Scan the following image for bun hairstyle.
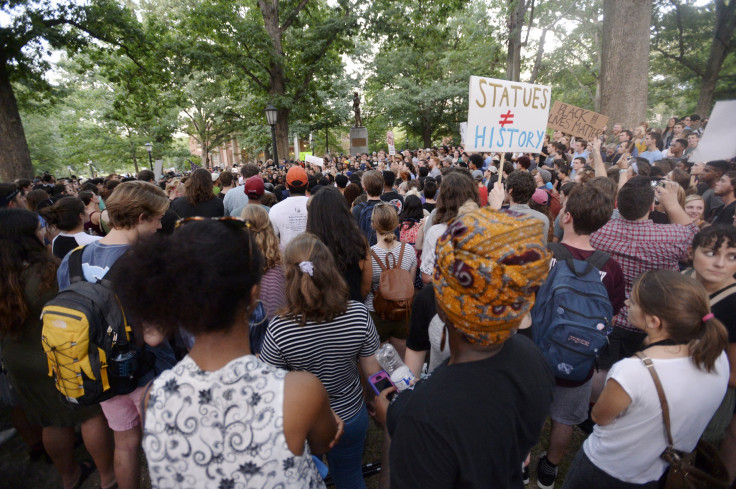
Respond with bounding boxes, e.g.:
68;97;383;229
371;203;399;244
39;196;85;231
111;220;263;337
632;270;727;372
279;233;348;327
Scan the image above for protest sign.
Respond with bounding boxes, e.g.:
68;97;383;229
690;100;736;163
387;131;396;155
466;76;551;153
459;122;467;145
547;101;608;140
154;160;163;181
305;155;324;167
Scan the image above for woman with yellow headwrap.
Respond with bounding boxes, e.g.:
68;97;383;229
375;205;554;489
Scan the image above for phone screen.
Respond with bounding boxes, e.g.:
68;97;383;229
370;375;396;400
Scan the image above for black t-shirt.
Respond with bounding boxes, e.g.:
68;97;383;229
711;284;736;343
406;284;437;351
422;202;436;213
381;191;405;214
387;334;553;489
171;196;225;218
52;235;81;260
710;201;736;226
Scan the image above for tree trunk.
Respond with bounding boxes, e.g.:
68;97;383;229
506;0;527;82
0;59;34;181
422;124;432;148
259;0;290;163
695;0;736;117
200;142;209;167
599;0;652;130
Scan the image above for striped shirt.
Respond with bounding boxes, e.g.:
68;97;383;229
366;242;417;311
260;301;380;420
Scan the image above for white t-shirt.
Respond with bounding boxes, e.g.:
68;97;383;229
584;352;729;483
269;196;309;248
419;223;448;277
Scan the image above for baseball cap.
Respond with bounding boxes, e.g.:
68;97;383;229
244;176;265;199
286;166;308;188
472;170;484;181
211;172;220;182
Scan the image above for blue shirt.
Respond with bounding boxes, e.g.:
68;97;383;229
640;150;663;164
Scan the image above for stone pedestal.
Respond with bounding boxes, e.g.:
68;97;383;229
350;126;369;156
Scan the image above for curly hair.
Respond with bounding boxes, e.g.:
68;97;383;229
111;220;263;337
279;233;349;327
241;205;281;271
306;187;368;273
0;209;59;338
185;168;216;206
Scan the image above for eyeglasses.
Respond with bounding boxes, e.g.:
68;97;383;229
175;216;249;231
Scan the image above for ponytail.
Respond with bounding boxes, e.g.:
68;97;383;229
689;315;728;373
633;270;728;373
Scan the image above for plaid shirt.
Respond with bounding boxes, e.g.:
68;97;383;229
590;217;698;331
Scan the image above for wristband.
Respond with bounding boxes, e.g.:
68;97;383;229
619;169;628;174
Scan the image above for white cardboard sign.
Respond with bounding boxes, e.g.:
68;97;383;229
305;155;323;167
466;76;551;153
690;100;736;163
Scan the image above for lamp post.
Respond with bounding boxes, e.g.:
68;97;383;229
144;142;154;171
265;104;278;165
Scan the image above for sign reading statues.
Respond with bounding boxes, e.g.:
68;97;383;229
547;101;608;140
466;76;551;153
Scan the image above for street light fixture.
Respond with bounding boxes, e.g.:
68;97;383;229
144;142;153;171
265;104;278;165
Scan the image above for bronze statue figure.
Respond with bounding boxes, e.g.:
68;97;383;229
353;91;362;127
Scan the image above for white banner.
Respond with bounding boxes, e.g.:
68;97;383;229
690;100;736;163
294;135;300;159
466;76;551;153
154;160;163;181
305;155;323;167
459;122;467;145
387;131;396;155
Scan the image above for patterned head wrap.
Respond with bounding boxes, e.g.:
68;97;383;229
432;207;550;345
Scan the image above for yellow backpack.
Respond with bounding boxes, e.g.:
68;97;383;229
41;247;133;405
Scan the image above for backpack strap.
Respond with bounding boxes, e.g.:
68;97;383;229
547;242;573;261
585;250;611;271
371;249;388;272
68;247;87;284
397;242;406;266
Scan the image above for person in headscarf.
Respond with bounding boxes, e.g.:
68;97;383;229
375;206;554;489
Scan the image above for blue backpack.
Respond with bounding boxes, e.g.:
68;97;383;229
357;200;379;246
531;243;612;381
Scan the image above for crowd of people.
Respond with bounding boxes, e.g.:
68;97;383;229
0;111;735;489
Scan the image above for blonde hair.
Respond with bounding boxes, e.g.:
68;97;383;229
279;233;348;327
105;181;169;229
241;205;281;270
372;203;399;245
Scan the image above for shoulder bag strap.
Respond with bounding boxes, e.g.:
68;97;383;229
710;283;736;307
635;351;675;448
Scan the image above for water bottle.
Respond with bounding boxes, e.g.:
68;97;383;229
376;343;415;392
109;350;138;395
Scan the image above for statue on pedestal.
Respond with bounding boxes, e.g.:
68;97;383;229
353;91;362;127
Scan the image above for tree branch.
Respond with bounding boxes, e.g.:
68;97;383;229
281;0;310;32
651;44;704;77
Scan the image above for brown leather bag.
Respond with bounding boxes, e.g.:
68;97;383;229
371;242;414;321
